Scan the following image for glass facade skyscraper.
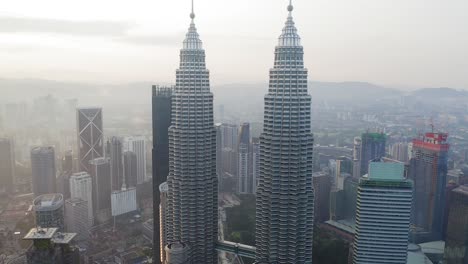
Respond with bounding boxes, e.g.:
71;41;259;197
255;2;315;263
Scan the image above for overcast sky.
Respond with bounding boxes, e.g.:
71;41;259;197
0;0;467;89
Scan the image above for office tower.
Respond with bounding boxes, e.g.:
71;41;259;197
31;146;56;197
215;124;223;188
160;182;169;263
359;132;386;176
57;171;72;200
124;136;147;184
24;228;79;264
221;123;239;150
0;138;15;194
237;123;250;194
352;161;413;264
408;132;449;241
33;193;65;230
352;137;361;179
251;138;260;194
313;172;332;223
165;4;218;263
111;187;137;217
444;185;468;264
70;172;93;226
255;2;315;263
77;108;104;173
152;85;173;264
123;151;138;187
62;150;73;172
389;142;409;163
109;137;123;190
65;198;90;241
89;157;112;223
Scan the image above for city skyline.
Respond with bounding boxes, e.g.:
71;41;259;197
0;0;467;89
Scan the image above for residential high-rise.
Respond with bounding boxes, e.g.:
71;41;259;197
33;193;65;230
124;136;147;184
89;157;112;223
352;137;361;179
389;142;409;163
408;132;449;241
0;138;15;194
123;151;138;188
159;182;169;263
444;185;468;264
109;137;123;191
359;132;386;176
238;123;250;194
77;108;104;173
255;2;315;263
165;4;218;263
152;85;173;264
65;198;90;241
31;146;56;197
352;161;413;264
69;172;93;226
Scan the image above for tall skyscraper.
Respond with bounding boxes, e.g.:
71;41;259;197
238;123;250;194
389;142;409;163
352;137;362;179
33;193;65;230
62;150;73;172
255;2;315;263
159;182;169;263
408;132;449;241
89;157;112;223
109;137;123;191
152;85;173;264
251;137;260;194
77;108;104;173
70;172;93;226
123;151;138;188
65;198;90;241
31;146;56;197
165;3;218;263
0;138;15;194
359;132;386;176
352;161;413;264
444;185;468;264
124;136;147;184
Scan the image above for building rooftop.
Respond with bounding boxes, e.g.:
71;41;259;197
23;227;58;240
33;193;64;211
70;172;91;179
407;244;434;264
51;232;76;244
453;185;468;196
368;161;405;181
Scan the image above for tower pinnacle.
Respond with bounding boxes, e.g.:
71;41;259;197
190;0;195;20
288;0;293;12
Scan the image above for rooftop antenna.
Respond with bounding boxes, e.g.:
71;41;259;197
190;0;195;21
288;0;294;13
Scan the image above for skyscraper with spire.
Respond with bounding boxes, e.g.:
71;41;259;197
164;1;218;263
256;1;315;263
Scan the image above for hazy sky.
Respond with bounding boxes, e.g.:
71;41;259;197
0;0;467;89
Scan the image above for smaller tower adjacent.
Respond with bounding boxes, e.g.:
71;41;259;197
353;160;413;264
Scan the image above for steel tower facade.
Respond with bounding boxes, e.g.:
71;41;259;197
255;2;315;263
165;3;218;263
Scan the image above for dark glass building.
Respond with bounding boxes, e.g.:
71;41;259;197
152;85;172;264
444;185;468;264
0;138;15;194
89;157;112;224
109;137;123;191
77;108;104;173
31;146;56;197
359;132;386;176
123;151;138;188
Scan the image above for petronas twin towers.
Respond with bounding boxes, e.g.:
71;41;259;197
163;1;314;263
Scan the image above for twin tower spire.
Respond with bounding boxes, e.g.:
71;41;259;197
183;0;301;50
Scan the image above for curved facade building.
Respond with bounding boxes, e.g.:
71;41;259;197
33;193;65;231
165;5;218;264
255;2;315;263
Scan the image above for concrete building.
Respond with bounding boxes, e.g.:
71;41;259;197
124;136;147;184
152;85;173;264
0;138;15;194
165;242;190;264
408;132;449;241
165;5;218;263
33;193;65;230
352;137;361;179
238;123;250;194
88;157;112;223
359;132;386;176
123;151;138;188
389;142;410;163
109;137;123;191
444;185;468;264
251;138;260;194
255;3;315;263
352;161;413;264
160;182;169;263
69;172;93;226
111;187;137;217
65;198;90;241
313;172;332;223
77;108;104;173
31;146;56;197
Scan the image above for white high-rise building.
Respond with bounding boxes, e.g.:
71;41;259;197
124;136;147;184
255;2;315;263
352;161;413;264
65;198;90;241
353;137;362;179
165;3;218;263
70;172;93;226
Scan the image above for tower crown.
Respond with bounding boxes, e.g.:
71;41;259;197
278;0;301;47
183;0;202;50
